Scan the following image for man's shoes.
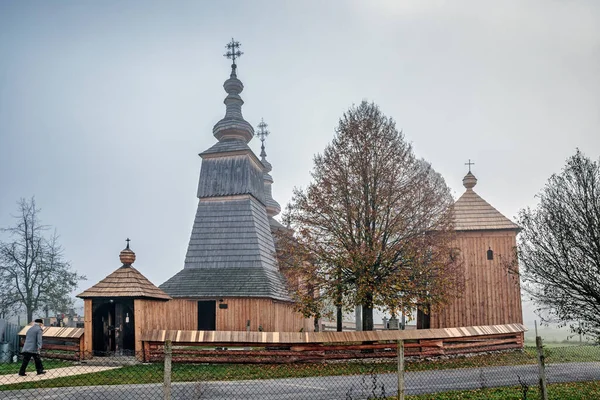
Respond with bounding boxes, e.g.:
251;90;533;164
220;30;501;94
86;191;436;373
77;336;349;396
37;371;46;375
18;373;26;376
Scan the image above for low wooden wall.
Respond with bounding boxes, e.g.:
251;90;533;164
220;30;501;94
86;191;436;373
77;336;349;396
19;326;85;361
141;323;526;363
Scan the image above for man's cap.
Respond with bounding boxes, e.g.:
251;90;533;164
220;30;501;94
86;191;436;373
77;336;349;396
34;319;43;324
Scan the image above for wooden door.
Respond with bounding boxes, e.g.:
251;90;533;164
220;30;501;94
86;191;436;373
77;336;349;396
197;301;216;330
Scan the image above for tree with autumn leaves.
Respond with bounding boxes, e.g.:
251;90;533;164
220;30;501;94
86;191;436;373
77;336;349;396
277;101;462;331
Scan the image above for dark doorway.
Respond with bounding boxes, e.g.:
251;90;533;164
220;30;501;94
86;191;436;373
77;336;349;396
417;306;431;329
92;299;135;356
92;302;115;356
119;302;135;355
197;300;216;330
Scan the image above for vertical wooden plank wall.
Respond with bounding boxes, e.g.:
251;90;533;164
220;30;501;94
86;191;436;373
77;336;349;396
89;298;311;356
83;299;93;357
133;299;144;355
215;298;312;332
134;299;198;353
430;230;523;329
272;300;314;332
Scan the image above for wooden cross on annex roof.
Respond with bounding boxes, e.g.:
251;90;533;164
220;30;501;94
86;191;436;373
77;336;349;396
465;159;475;173
224;38;243;66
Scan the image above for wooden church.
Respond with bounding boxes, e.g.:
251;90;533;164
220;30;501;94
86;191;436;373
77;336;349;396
425;168;523;329
77;40;523;357
77;40;311;356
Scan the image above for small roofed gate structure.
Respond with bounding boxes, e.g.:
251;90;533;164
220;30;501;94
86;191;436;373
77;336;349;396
158;40;311;333
77;242;197;357
426;170;523;331
19;326;84;360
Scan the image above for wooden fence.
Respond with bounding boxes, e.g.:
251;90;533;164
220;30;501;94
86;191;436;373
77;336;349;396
0;319;20;353
141;323;526;363
19;326;85;361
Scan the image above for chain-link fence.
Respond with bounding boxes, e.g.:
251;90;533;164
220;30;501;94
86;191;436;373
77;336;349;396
0;344;599;399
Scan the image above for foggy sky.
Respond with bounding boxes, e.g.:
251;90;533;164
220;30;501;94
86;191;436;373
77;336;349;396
1;1;599;328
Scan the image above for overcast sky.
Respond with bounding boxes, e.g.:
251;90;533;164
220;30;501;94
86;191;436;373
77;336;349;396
1;1;599;328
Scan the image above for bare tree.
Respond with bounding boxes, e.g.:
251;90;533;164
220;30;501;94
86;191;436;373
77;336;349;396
0;198;85;322
0;276;20;319
280;101;461;330
518;149;600;338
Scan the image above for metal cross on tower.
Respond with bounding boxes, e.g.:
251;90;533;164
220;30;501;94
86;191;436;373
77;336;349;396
257;118;270;156
465;159;475;173
224;38;243;66
126;238;131;249
257;118;270;143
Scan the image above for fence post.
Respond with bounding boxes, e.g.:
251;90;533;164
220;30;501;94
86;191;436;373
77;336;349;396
163;339;172;400
535;335;548;400
397;339;405;400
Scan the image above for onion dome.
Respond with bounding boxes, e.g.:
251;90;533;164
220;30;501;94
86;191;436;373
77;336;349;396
119;238;136;265
462;171;478;190
212;39;254;143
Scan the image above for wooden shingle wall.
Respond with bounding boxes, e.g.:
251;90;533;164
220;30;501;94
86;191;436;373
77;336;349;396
142;323;526;344
430;230;523;329
140;324;526;363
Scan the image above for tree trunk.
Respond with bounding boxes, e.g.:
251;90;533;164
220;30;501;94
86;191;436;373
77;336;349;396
362;292;374;331
335;271;343;332
27;308;33;324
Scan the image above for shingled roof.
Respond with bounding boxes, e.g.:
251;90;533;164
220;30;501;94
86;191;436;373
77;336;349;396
77;244;171;300
454;171;519;231
159;196;291;301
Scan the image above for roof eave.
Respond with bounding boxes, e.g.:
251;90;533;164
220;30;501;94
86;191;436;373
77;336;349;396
454;226;521;233
76;293;172;301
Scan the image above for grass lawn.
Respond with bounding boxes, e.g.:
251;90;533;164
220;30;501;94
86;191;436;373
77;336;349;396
1;345;598;391
407;380;600;399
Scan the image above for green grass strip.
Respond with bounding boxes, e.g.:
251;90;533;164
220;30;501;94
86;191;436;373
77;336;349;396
407;380;600;399
1;346;598;391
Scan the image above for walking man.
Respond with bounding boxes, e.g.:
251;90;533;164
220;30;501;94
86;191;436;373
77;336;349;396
18;318;46;376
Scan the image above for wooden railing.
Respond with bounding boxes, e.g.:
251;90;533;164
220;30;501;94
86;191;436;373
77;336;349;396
141;323;526;363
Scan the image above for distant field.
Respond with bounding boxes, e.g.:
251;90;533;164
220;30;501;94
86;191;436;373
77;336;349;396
523;328;594;345
524;340;594;348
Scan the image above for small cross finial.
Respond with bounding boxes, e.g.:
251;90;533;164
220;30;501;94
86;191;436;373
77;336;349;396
465;159;475;173
126;238;130;249
224;38;243;67
257;118;270;143
257;118;270;158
